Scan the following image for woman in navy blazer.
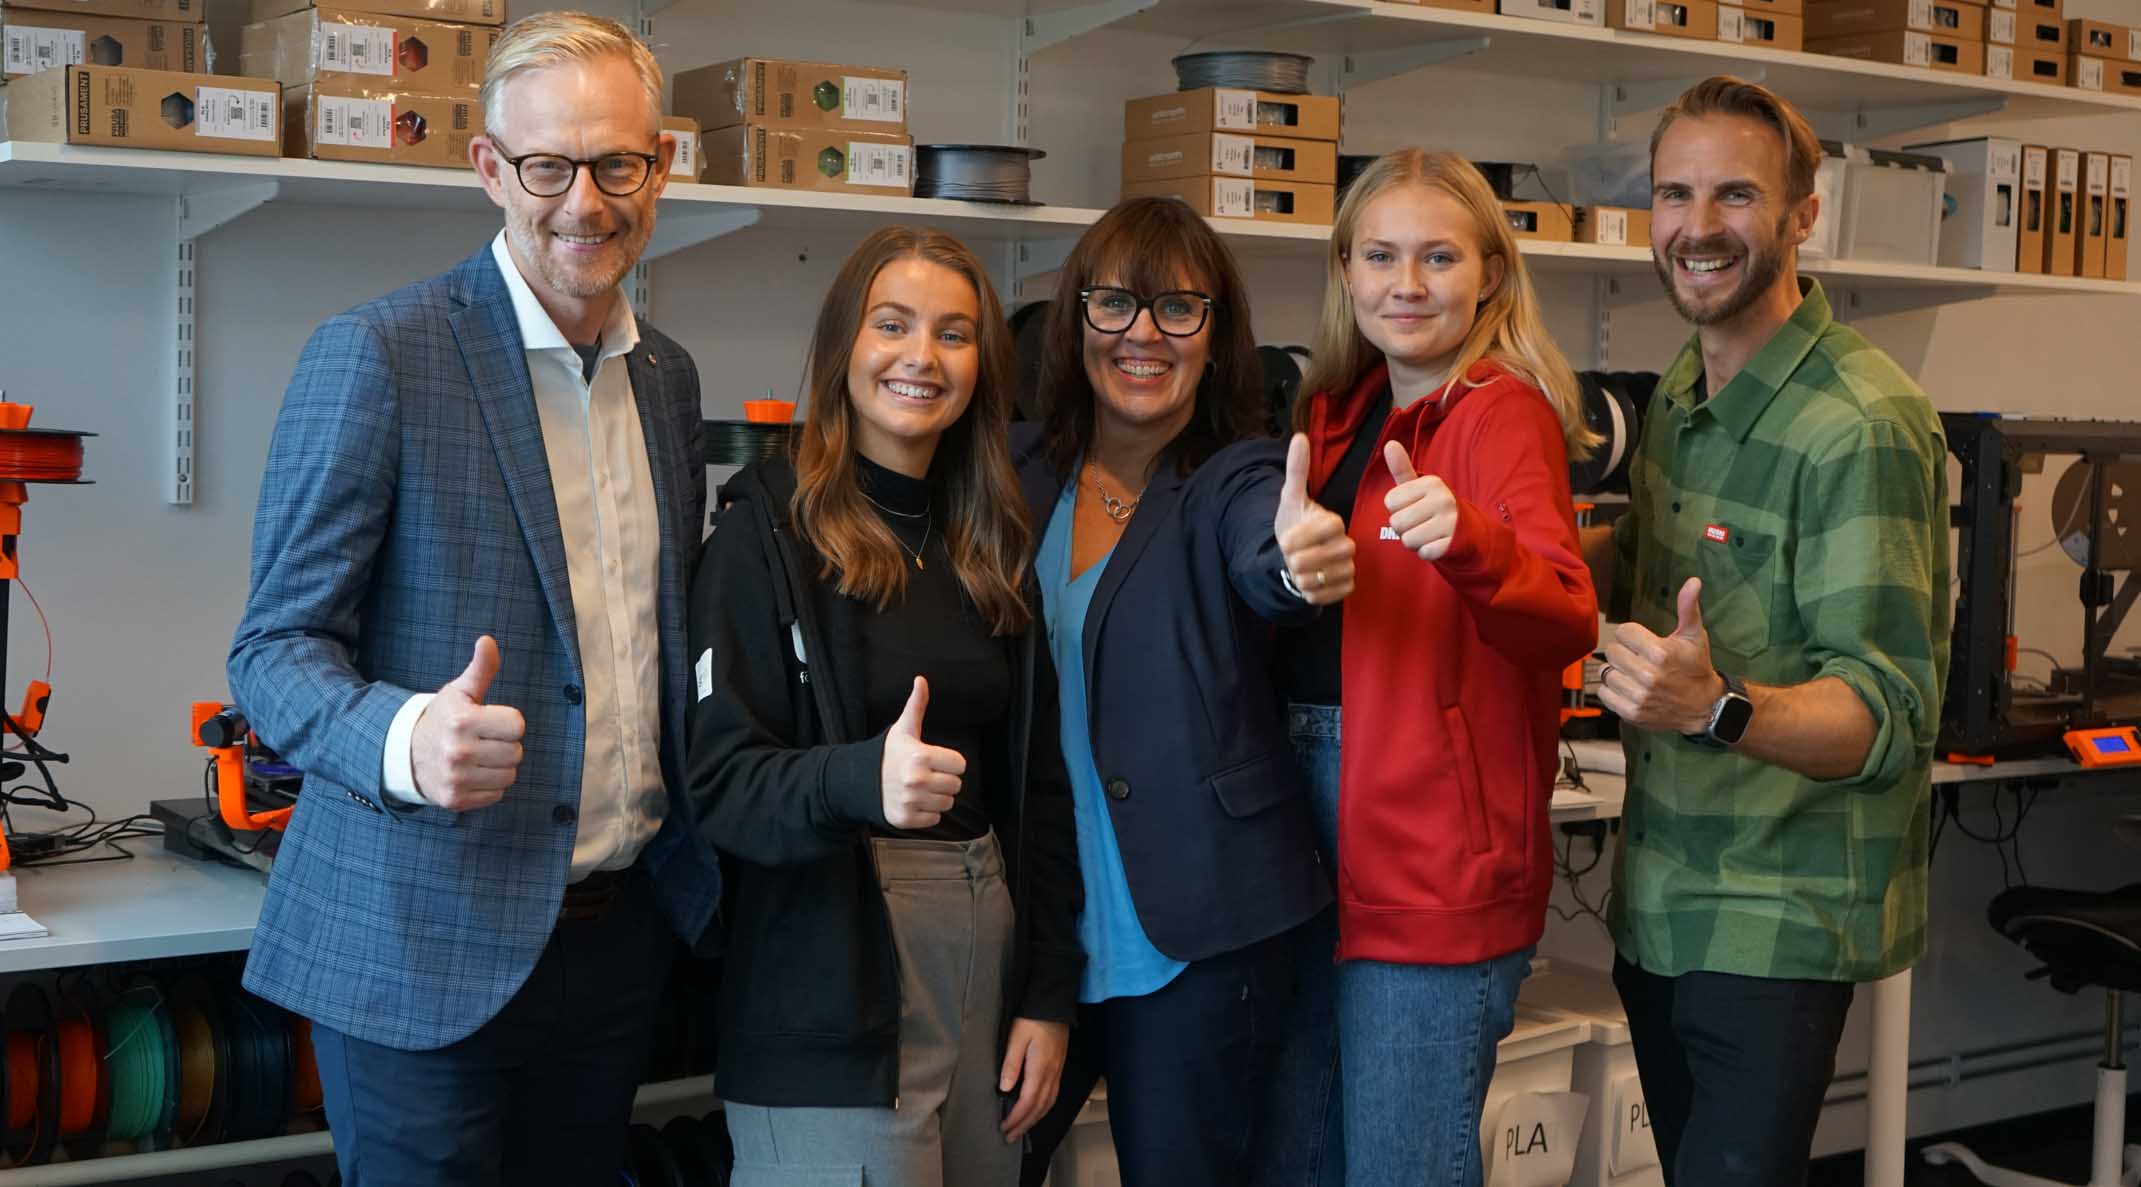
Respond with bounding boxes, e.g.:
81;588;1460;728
1014;197;1356;1187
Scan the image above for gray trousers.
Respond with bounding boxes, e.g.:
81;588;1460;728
726;832;1021;1187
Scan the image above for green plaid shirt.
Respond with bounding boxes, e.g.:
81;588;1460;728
1607;280;1950;983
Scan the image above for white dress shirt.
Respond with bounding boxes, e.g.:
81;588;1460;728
381;231;668;883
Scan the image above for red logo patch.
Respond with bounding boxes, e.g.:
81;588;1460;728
1704;523;1730;544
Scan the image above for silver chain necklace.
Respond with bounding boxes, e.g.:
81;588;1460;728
1085;465;1144;523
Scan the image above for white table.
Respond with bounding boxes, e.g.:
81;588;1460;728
0;845;265;973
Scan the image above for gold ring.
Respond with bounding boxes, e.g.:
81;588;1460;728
1315;570;1327;588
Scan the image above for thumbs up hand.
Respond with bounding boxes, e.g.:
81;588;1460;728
1598;578;1727;735
410;635;527;812
1382;441;1458;563
1275;434;1355;606
881;677;967;831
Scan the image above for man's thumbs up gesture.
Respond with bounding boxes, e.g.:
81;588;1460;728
411;635;527;811
1598;577;1727;734
1275;434;1355;606
882;677;968;830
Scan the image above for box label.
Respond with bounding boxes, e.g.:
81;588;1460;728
1213;88;1257;131
1717;5;1744;40
671;130;697;177
1902;30;1931;65
1987;44;2013;76
3;25;83;76
1212;176;1254;218
1625;0;1656;27
2088;154;2109;195
196;86;276;142
2114;157;2132;198
1594;207;1629;244
1210;133;1254;174
1990;141;2021;179
1989;9;2014;42
2131;29;2140;60
321;21;396;76
841;76;903;123
2058;150;2080;189
2025;148;2046;185
1908;0;1934;27
844;141;909;187
2078;55;2105;89
318;94;393;147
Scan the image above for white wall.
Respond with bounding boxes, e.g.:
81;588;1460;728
3;0;2140;1153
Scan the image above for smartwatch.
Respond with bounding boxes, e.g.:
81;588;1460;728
1689;671;1754;748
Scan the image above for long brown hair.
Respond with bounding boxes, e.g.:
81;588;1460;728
1037;197;1267;479
1298;149;1598;459
790;226;1032;635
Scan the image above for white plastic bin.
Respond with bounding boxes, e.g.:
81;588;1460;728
1519;961;1665;1187
1837;144;1947;264
1802;140;1849;259
1046;1081;1118;1187
1483;1005;1591;1187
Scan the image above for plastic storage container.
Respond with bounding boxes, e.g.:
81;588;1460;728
1836;144;1947;264
1482;1005;1591;1187
1520;962;1666;1187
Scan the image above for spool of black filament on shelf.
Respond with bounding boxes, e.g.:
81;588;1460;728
703;421;796;468
221;992;290;1142
915;145;1047;205
1172;51;1313;94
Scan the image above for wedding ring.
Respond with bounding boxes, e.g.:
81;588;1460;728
1314;570;1327;589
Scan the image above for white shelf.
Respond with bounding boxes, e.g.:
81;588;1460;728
9;142;2138;298
0;844;264;974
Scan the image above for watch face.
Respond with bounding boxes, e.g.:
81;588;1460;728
1714;694;1755;745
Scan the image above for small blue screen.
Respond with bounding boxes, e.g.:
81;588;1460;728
2095;736;2132;754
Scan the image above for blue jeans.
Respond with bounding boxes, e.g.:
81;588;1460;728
1258;705;1535;1187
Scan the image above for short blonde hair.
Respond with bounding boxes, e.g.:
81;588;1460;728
481;11;662;138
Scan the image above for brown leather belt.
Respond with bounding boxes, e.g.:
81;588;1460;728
559;866;634;922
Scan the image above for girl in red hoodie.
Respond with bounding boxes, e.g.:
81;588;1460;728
1258;149;1600;1187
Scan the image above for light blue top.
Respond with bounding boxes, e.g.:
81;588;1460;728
1036;479;1188;1003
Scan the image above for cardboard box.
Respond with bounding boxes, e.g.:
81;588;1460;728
1120;175;1336;225
1609;0;1721;38
6;0;202;22
1122;87;1341;143
1986;43;2067;79
1576;205;1650;246
1810;30;1985;72
2109;153;2130;281
2018;143;2048;272
1988;6;2015;42
662;114;700;183
1389;0;1495;12
673;57;906;133
2049;146;2079;275
1;9;205;78
2067;19;2137;60
2070;53;2141;94
4;63;278;153
2081;150;2110;277
2022;7;2063;47
284;79;479;167
240;8;495;94
703;123;913;194
1498;0;1604;25
1503;200;1574;241
1806;0;1983;41
1906;136;2020;270
1120;131;1338;185
2019;0;2058;27
249;0;502;26
1719;5;1804;47
1732;0;1800;13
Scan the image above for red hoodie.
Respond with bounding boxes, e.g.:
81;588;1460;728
1303;360;1597;966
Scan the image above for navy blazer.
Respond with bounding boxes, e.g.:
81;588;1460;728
1014;425;1331;962
229;245;722;1051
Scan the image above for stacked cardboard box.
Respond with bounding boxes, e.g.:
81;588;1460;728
1807;0;1985;75
1118;88;1342;226
2;0;207;84
1717;0;1805;50
2068;16;2141;95
5;62;279;153
662;114;701;183
675;57;912;195
1499;0;1603;27
1608;0;1721;40
240;0;500;167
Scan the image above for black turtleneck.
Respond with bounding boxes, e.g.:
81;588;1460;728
855;454;1008;841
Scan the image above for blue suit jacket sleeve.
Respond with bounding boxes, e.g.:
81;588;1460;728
228;313;416;798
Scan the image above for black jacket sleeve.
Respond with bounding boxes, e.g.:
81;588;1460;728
1210;439;1321;628
1012;627;1085;1024
684;494;892;867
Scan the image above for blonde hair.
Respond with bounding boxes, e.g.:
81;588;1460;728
1652;76;1822;206
1299;149;1598;459
481;11;662;138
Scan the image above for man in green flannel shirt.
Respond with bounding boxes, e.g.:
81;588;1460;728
1582;77;1949;1187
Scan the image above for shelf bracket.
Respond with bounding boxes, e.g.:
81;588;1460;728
1009;236;1079;301
1823;278;1998;317
1811;96;2006;143
631;208;762;320
1609;69;1765;121
169;181;279;506
1600;272;1659;311
1338;36;1491;90
1022;0;1158;55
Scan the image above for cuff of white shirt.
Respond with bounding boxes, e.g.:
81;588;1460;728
382;692;436;807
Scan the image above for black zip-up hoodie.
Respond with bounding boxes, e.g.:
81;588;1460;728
685;457;1085;1108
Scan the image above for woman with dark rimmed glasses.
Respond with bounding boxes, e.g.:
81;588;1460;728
1012;196;1355;1187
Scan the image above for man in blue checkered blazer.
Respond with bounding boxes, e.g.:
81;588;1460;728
226;13;719;1185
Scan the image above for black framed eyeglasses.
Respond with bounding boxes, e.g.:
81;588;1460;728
1079;286;1215;337
495;140;661;197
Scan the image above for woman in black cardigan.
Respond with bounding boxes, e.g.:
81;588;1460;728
1014;197;1356;1187
686;226;1083;1187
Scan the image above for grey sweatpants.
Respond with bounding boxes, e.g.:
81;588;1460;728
725;832;1021;1187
